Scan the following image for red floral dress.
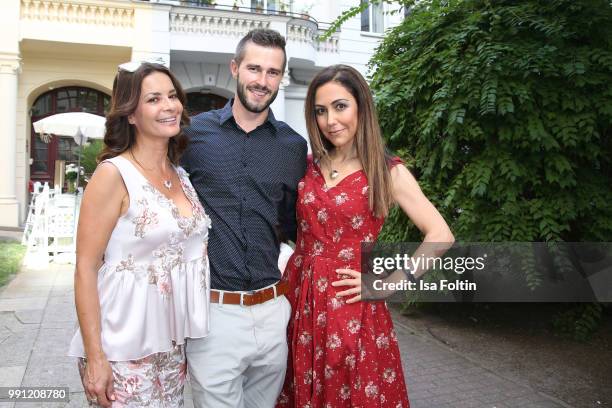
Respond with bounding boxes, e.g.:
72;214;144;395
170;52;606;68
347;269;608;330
277;157;410;408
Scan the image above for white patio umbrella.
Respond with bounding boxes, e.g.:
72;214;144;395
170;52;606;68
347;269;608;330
33;112;106;192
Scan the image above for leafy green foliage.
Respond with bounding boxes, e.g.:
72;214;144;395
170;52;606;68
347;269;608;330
79;140;104;176
320;0;411;41
371;0;612;243
552;303;604;341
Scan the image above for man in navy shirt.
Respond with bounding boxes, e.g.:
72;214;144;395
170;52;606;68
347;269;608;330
182;29;307;407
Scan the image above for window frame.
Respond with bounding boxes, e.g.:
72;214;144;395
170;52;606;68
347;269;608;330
360;0;385;34
30;86;110;185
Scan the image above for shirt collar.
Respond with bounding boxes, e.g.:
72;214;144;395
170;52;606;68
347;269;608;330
219;98;281;133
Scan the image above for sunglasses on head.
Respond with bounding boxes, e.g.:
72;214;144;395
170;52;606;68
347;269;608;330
118;58;168;73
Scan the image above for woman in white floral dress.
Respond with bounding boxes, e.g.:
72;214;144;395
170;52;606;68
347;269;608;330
69;62;211;407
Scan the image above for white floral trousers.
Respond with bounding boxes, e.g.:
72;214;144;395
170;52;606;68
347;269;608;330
78;345;186;407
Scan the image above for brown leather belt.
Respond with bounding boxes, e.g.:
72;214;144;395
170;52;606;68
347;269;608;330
210;280;289;306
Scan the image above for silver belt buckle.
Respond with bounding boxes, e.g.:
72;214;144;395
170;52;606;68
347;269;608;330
240;289;255;307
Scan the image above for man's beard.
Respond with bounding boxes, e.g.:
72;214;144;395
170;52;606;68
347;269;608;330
236;75;279;113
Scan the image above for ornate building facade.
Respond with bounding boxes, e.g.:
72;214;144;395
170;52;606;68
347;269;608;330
0;0;402;227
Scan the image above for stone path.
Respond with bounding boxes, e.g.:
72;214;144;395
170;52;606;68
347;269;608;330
0;263;573;407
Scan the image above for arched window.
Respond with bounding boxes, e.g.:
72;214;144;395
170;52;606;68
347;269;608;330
186;92;228;116
30;87;110;184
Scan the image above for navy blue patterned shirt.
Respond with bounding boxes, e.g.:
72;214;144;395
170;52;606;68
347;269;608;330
182;99;308;291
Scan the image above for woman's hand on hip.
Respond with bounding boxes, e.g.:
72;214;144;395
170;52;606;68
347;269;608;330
332;268;362;304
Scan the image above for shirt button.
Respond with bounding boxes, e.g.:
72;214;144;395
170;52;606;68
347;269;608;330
242;162;247;167
243;197;247;202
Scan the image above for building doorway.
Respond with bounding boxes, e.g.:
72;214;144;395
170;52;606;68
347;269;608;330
186;92;228;116
30;87;110;185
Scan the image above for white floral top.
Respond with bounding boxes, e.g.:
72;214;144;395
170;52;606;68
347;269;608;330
69;155;211;361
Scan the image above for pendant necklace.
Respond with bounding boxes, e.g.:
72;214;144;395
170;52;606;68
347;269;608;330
328;154;357;180
130;150;173;190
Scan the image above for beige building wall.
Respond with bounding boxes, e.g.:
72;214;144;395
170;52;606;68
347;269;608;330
16;41;130;222
0;0;21;227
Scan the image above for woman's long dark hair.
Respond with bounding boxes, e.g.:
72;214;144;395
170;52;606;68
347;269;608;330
98;63;190;165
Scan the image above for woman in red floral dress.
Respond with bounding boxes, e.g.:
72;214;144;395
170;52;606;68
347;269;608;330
276;65;454;408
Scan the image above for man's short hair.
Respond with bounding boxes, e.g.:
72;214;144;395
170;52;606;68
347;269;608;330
234;29;287;72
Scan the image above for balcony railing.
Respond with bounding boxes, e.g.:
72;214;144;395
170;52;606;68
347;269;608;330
171;2;339;53
178;1;316;22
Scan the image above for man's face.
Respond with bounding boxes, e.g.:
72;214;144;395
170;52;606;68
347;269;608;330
231;42;285;113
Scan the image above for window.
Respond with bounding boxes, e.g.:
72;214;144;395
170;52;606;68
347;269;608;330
56;89;77;112
31;137;49;174
79;89;100;113
361;0;384;33
30;87;110;184
186;93;228;116
31;94;52;117
57;137;80;165
180;1;215;6
250;0;280;13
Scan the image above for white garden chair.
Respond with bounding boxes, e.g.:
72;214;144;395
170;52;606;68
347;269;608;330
21;181;43;245
24;184;51;266
47;193;79;259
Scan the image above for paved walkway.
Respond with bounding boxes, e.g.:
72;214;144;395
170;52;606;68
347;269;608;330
0;263;573;407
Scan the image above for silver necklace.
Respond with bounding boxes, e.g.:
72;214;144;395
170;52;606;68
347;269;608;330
328;155;357;180
130;151;173;190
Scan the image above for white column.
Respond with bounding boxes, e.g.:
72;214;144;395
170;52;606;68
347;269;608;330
268;19;289;122
0;56;21;227
132;3;171;66
271;70;290;121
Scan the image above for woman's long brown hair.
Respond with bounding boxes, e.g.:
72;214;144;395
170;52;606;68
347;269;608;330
305;64;394;218
98;63;190;165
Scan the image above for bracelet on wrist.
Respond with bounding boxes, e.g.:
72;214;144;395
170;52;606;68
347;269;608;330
404;257;419;283
406;270;418;283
